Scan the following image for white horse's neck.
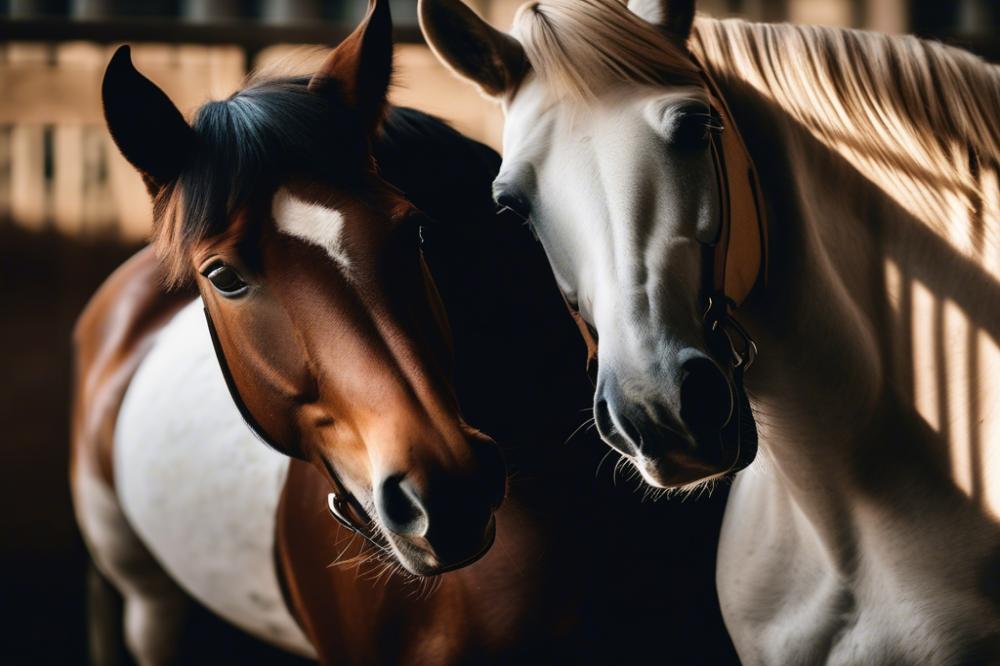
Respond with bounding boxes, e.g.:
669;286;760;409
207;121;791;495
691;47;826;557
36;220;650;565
710;56;1000;663
726;83;887;569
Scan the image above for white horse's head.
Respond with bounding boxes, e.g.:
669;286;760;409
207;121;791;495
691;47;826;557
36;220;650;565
421;0;758;488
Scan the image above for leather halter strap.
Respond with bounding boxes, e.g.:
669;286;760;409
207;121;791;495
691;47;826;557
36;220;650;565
564;65;768;368
202;307;382;547
702;67;768;315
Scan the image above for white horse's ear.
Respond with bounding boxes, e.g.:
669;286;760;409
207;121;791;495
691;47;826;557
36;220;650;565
418;0;528;97
628;0;696;44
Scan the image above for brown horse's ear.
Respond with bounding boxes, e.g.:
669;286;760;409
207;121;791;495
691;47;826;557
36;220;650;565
418;0;527;98
309;0;393;134
102;45;196;194
627;0;696;45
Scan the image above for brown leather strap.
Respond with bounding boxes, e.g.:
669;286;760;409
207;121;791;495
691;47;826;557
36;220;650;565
701;66;768;312
202;307;381;546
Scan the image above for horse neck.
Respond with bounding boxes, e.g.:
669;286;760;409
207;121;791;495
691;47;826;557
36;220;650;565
709;63;1000;564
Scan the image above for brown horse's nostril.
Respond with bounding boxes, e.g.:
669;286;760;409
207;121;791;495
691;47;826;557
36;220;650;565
376;475;429;537
679;353;734;434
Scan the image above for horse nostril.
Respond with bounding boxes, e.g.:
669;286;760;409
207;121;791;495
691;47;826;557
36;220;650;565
594;395;640;455
680;354;734;433
617;413;645;451
375;474;429;537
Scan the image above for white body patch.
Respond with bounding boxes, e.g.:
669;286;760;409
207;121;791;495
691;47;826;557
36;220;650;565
273;188;352;275
115;300;315;658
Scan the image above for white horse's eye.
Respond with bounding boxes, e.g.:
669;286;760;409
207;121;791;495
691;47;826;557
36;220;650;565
649;101;721;149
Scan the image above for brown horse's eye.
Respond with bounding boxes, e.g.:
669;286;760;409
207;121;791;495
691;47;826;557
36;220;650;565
203;261;249;298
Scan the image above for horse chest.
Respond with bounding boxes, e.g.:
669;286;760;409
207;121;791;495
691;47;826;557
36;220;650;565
720;463;1000;665
114;301;315;658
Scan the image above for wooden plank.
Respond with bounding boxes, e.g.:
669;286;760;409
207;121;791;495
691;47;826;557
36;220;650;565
10;125;47;230
52;125;85;234
105;134;152;241
0;17;423;48
50;42;104;235
788;0;853;26
208;46;245;100
0;127;11;222
7;43;49;230
865;0;908;32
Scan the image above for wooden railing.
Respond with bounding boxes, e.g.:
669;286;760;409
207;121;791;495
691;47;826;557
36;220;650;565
0;36;502;240
0;0;991;240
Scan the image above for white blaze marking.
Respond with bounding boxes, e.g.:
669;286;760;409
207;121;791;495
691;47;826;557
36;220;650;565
273;187;352;275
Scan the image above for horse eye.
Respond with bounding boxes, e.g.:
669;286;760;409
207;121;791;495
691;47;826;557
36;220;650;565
203;262;249;298
495;192;531;221
670;105;719;150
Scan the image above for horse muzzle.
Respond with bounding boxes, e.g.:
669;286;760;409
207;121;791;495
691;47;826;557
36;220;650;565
594;348;758;488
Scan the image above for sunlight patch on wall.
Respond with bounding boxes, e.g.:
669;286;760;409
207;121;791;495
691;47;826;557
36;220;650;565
943;298;973;495
911;280;939;433
979;328;1000;520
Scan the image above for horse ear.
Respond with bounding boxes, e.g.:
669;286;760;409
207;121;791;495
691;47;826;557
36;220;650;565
102;45;196;193
308;0;393;134
628;0;696;44
418;0;527;98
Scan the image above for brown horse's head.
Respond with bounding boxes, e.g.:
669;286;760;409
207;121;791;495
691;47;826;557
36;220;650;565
101;0;506;575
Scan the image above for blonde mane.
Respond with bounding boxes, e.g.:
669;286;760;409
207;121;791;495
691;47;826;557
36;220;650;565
510;0;703;99
690;17;1000;252
510;0;999;254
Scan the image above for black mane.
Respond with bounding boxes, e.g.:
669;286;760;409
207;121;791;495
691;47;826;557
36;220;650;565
157;75;500;280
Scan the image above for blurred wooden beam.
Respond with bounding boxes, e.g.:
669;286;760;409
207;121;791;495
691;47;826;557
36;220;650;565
0;17;424;49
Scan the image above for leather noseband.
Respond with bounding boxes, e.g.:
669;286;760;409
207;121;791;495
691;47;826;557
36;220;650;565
203;307;383;547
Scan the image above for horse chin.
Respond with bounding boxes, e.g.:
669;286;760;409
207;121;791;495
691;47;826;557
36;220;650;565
632;386;758;489
632;453;732;489
385;516;497;577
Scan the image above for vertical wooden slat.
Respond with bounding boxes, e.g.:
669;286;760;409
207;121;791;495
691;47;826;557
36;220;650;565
207;46;245;100
106;136;152;241
788;0;853;26
0;126;11;223
52;125;85;234
8;43;50;231
52;42;104;235
865;0;908;32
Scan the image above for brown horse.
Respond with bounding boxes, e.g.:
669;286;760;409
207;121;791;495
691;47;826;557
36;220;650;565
71;1;734;663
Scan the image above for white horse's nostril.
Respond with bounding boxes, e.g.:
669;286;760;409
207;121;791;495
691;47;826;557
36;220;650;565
679;353;734;433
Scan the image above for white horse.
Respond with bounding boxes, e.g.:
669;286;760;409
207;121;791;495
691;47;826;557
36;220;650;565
420;0;1000;662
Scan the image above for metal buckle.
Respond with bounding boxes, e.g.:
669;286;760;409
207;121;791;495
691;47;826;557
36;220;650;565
327;492;366;535
704;295;758;371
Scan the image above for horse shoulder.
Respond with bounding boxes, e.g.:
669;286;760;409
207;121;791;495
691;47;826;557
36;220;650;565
71;245;193;488
112;300;315;656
